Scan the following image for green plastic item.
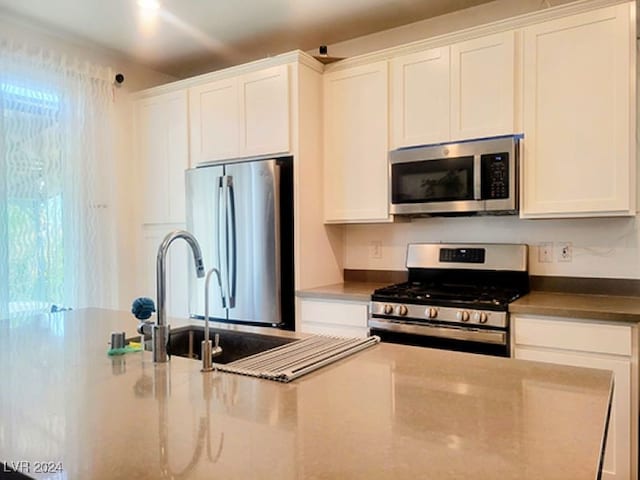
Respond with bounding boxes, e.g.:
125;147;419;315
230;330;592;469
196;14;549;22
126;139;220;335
107;343;142;356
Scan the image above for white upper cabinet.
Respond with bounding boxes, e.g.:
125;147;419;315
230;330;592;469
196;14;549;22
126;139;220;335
390;47;450;148
323;61;391;223
134;90;188;224
189;78;240;164
189;64;290;165
521;3;635;218
240;66;290;157
390;31;515;149
450;31;515;141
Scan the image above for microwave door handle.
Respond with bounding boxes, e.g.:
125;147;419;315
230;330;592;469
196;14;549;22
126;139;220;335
473;154;481;200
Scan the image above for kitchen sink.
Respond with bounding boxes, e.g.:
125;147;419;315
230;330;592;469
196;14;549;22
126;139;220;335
165;325;298;365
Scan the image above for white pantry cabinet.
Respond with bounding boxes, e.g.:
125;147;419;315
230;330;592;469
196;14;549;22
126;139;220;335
512;315;637;480
133;90;188;224
189;64;290;165
298;298;369;338
390;31;515;149
323;61;391;223
521;3;635;218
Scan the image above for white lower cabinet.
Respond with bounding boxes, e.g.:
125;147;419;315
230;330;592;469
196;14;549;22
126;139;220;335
298;298;369;337
512;315;636;480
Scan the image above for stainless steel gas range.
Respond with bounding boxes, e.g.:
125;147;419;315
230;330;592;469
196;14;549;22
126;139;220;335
369;243;529;357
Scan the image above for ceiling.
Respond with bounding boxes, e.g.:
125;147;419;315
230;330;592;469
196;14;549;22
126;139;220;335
0;0;497;78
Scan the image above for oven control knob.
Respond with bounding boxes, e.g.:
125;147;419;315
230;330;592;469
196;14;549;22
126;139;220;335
456;310;470;322
397;305;409;316
383;304;394;315
426;307;438;319
478;312;489;324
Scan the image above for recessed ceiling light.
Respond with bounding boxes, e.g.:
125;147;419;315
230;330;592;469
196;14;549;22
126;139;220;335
137;0;160;11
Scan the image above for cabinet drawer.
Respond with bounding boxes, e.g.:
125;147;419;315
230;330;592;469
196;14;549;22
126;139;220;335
299;298;368;328
302;322;369;338
513;315;632;356
300;299;368;328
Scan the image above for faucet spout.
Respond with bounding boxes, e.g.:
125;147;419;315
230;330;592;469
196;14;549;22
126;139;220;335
154;230;205;363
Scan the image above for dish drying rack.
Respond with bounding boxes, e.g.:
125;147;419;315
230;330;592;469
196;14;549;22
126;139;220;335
215;334;380;382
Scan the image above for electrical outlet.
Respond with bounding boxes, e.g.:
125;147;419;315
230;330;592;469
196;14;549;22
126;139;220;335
370;240;382;259
557;242;572;262
538;243;553;263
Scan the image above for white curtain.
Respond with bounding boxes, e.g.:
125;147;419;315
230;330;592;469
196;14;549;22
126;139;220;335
0;39;117;318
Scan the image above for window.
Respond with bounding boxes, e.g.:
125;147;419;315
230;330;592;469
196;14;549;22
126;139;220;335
2;82;64;316
0;46;116;320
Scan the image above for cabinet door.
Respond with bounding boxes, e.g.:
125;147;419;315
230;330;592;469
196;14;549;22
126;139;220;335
521;3;635;217
515;347;631;480
134;91;188;224
240;65;290;157
189;78;240;165
450;31;515;141
323;61;390;223
390;47;450;148
298;298;369;337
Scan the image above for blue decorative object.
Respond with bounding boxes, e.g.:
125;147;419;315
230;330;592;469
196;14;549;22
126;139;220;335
131;297;156;320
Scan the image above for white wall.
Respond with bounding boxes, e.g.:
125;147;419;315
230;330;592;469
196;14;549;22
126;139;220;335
0;11;176;309
344;216;640;279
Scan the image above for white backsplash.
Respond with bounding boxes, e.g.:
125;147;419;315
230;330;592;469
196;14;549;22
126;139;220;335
344;216;640;279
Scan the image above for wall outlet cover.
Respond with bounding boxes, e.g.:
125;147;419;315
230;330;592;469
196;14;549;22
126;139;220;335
557;242;573;262
370;240;382;259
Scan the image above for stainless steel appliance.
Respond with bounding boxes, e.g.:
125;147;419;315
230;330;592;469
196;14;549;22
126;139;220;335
369;243;529;357
389;135;520;216
186;156;294;329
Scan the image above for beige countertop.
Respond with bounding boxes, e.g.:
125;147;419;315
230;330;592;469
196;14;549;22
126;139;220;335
0;308;612;480
296;281;388;302
510;291;640;323
298;281;640;324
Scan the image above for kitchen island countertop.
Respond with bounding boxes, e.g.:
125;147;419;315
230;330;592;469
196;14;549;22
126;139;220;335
0;308;612;480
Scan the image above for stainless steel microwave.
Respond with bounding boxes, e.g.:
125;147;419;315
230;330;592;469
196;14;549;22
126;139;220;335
389;135;520;216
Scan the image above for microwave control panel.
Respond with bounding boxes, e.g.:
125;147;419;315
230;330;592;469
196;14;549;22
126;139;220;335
480;152;509;200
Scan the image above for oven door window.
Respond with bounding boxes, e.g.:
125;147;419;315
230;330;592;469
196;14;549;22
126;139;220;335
391;156;474;204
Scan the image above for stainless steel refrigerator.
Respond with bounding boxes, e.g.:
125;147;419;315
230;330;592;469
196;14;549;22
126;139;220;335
185;156;294;329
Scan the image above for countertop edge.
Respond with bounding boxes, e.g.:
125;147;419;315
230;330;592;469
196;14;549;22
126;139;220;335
298;283;640;324
295;290;371;302
296;282;387;303
509;292;640;324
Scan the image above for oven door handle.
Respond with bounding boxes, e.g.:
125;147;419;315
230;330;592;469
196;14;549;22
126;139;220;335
368;318;507;346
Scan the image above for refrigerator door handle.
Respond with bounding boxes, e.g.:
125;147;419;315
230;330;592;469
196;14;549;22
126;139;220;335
217;176;227;308
226;175;237;309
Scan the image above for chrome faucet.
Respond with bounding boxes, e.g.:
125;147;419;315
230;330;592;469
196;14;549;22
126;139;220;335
153;230;205;363
202;267;225;372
